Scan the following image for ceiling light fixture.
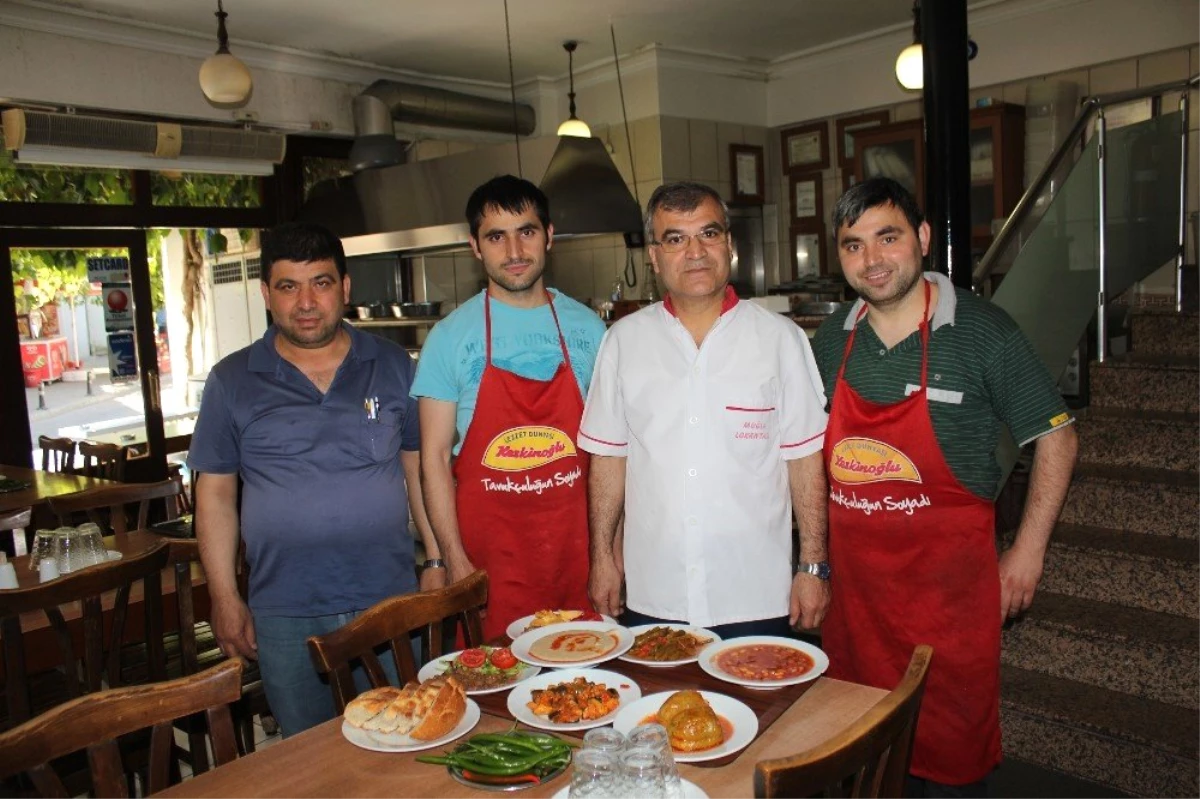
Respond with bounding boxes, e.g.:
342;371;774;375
556;41;591;138
199;0;253;107
895;0;924;91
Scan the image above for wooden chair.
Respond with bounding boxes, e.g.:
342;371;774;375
754;645;934;799
0;659;243;797
78;441;128;482
306;570;488;712
47;479;181;535
38;435;77;474
0;540;171;728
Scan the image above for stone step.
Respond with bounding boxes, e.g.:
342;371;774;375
1002;665;1199;797
1001;592;1198;709
1062;468;1198;539
1088;355;1199;415
1075;411;1199;478
1129;309;1198;359
1002;525;1199;619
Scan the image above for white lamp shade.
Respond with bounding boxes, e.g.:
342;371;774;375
200;53;253;105
556;117;591;138
895;43;924;90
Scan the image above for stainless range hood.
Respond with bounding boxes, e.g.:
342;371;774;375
303;80;644;258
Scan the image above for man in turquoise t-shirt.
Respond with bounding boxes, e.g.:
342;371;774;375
411;175;607;635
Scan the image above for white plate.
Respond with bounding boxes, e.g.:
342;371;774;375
341;697;480;753
506;668;641;732
511;622;634;669
505;612;617;641
417;649;542;695
552;778;708;798
611;691;758;764
697;636;828;689
618;624;722;668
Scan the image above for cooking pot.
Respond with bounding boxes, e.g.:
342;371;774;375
399;301;443;318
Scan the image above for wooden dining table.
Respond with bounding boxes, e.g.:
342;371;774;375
0;465;118;515
157;649;888;798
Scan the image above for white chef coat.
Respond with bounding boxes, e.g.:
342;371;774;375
578;292;828;627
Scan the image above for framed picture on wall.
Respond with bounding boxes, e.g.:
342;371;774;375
789;172;823;226
780;121;829;172
791;228;827;278
729;144;765;205
835;110;889;169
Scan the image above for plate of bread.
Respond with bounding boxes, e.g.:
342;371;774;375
505;609;616;641
341;676;480;753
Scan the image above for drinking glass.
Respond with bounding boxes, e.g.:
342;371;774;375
620;746;666;798
77;522;107;566
629;723;683;798
29;530;57;571
582;727;627;755
54;526;86;573
568;748;621;798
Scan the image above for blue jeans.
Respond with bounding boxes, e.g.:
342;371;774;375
253;611;418;738
620;609;794;640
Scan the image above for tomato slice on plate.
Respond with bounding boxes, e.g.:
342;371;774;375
488;647;518;670
576;610;603;622
457;648;487;669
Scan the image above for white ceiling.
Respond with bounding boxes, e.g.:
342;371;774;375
21;0;933;83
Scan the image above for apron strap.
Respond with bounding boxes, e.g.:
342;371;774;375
483;290;574;373
835;277;934;389
835;303;870;384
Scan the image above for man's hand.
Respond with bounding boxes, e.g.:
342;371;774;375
998;539;1045;621
789;573;830;630
211;593;258;660
589;555;624;617
420;566;449;591
447;557;476;586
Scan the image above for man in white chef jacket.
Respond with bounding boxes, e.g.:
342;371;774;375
580;181;831;639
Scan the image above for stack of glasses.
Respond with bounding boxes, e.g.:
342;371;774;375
29;523;110;581
570;724;686;798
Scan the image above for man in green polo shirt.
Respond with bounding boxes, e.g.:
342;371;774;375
812;177;1078;797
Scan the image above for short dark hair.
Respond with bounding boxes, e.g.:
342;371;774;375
643;181;730;241
832;177;924;235
465;175;551;239
260;222;346;283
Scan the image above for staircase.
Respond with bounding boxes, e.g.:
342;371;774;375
999;306;1199;797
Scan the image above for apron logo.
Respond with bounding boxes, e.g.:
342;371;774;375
829;437;922;484
482;426;577;472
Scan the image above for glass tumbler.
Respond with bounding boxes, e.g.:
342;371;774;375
582;727;627;755
29;530;57;571
77;522;107;566
620;746;666;798
568;748;622;799
629;723;683;798
54;527;86;574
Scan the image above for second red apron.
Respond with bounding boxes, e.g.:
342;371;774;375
821;282;1001;785
453;292;592;640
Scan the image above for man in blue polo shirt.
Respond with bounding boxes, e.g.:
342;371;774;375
189;221;441;737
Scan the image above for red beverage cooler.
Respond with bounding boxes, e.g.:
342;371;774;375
21;336;68;388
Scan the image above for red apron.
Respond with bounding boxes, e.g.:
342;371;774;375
821;282;1001;785
453;292;592;640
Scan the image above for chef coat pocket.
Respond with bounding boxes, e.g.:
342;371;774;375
361;408;404;462
721;388;778;470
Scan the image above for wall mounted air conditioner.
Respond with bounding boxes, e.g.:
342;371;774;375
1;109;286;175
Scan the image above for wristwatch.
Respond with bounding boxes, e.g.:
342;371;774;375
422;558;446;570
796;561;831;580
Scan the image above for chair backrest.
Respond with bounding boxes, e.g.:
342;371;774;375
754;645;934;799
306;570;488;712
47;479;181;535
0;507;31;534
77;441;127;482
38;435;77;474
0;659;243;797
0;540;171;727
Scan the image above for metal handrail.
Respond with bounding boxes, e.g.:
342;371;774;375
972;75;1199;288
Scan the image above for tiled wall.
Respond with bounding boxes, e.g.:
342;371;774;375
770;44;1199;290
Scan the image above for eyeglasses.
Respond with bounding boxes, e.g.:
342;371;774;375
650;227;727;253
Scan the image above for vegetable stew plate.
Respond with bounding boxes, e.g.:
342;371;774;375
697;635;828;689
340;698;480;753
418;648;541;695
619;623;722;668
507;668;641;732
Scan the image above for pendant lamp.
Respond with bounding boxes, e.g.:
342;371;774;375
556;41;591;138
200;0;253;107
894;0;923;90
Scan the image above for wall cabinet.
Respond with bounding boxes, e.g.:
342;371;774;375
852;103;1026;249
